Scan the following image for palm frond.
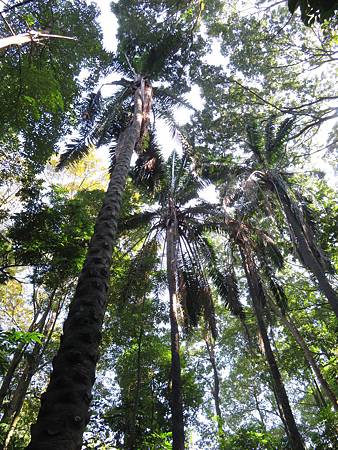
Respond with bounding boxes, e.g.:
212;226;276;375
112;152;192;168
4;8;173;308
246;121;264;164
118;210;160;233
57;86;131;171
178;268;217;339
265;117;294;165
274;117;294;149
153;86;193;114
210;264;244;319
262;264;288;315
255;229;284;270
117;238;159;305
57;137;92;170
181;202;222;219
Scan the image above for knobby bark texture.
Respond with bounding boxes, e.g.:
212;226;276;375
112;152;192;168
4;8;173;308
240;245;305;450
26;81;152;450
268;298;338;412
166;197;185;450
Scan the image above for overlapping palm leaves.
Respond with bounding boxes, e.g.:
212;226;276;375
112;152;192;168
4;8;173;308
203;116;338;318
120;152;225;338
57;82;133;171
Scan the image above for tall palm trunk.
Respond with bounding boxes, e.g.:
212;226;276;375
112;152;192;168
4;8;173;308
26;81;152;450
240;245;305;450
268;298;338;411
166;197;185;450
273;180;338;319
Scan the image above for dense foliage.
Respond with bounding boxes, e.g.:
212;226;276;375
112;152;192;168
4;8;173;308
0;0;337;449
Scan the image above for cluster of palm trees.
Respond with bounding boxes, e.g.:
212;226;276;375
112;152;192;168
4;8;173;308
22;72;337;450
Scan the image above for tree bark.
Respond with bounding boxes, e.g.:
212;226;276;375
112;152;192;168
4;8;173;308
268;298;338;412
26;82;152;450
125;299;145;450
240;245;305;450
166;197;185;450
1;296;62;450
275;181;338;319
204;337;225;446
0;311;40;410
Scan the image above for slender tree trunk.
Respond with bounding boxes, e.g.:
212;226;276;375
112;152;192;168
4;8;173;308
1;294;63;450
26;81;152;450
275;183;338;318
311;377;327;409
240;245;305;450
268;298;338;411
0;311;40;410
125;299;145;450
166;197;185;450
204;337;225;446
252;384;266;430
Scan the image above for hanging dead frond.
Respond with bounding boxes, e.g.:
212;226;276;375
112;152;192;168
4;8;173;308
178;269;217;339
82;91;102;124
133;131;164;192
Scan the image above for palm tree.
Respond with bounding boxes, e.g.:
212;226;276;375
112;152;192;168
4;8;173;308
26;76;152;450
25;0;210;445
203;118;338;318
120;147;232;448
221;214;305;450
266;295;338;412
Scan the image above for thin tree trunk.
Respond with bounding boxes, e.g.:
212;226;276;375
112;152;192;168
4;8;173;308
275;183;338;318
240;245;305;450
311;377;327;408
125;299;145;450
252;384;266;430
204;337;225;446
268;298;338;411
0;311;40;410
26;81;152;450
1;294;63;450
166;197;185;450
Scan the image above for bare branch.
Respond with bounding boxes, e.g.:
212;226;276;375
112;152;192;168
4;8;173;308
0;30;76;50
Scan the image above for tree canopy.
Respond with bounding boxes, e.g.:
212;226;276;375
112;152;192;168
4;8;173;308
0;0;337;449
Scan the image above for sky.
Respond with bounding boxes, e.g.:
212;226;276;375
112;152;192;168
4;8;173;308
91;0;337;194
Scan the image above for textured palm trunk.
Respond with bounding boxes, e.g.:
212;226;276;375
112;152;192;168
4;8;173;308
240;245;305;450
166;198;185;450
268;298;338;411
274;183;338;319
26;82;152;450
